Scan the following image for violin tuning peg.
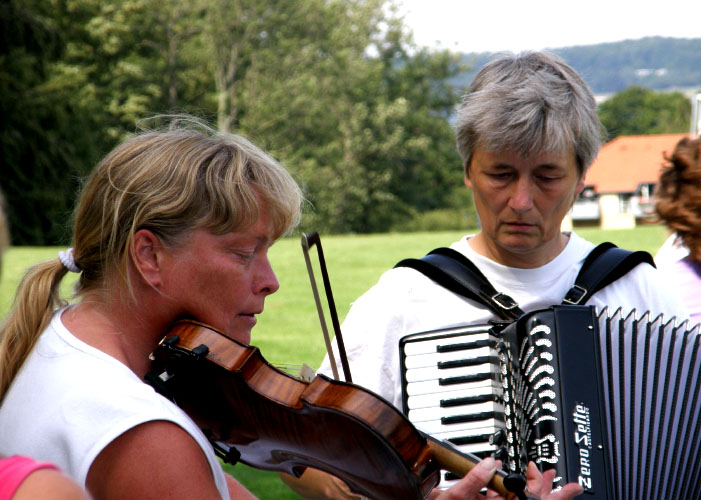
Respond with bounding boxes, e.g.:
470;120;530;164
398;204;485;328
192;343;210;358
164;335;180;347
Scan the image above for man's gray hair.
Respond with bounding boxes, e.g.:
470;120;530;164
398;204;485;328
455;51;604;176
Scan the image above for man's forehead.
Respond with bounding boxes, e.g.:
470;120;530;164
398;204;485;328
476;147;577;166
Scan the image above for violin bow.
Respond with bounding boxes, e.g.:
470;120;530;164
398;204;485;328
301;232;353;383
300;232;529;498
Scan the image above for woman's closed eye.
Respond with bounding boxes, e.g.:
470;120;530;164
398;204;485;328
232;250;255;264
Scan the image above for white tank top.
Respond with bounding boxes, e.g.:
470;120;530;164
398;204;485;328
0;308;230;499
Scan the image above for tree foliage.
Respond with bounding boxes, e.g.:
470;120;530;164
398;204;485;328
598;86;692;139
0;0;104;244
2;0;473;244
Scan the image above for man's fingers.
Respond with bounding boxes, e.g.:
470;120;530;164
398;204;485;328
443;457;499;499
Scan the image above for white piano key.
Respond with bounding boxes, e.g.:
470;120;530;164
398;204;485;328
408;401;504;422
404;362;497;383
405;378;498;396
403;346;497;369
406;384;501;409
402;331;497;356
412;416;503;438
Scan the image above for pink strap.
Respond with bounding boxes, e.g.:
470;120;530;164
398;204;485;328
0;456;59;499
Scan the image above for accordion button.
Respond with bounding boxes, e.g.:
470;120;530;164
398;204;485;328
489;429;507;446
502;473;527;494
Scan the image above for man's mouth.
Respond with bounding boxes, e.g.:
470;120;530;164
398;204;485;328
504;221;535;229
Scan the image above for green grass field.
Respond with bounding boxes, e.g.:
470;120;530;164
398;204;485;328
0;224;669;498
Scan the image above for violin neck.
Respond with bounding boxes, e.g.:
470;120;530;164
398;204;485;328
425;435;513;498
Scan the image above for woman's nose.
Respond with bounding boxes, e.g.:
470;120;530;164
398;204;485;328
255;257;280;296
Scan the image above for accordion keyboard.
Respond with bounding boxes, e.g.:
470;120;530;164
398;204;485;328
400;324;506;483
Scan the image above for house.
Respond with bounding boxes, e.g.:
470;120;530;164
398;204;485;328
569;133;690;229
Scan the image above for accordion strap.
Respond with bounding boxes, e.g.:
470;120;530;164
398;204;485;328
395;247;524;321
394;242;654;317
562;242;655;305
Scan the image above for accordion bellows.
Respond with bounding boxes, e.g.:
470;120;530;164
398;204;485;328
400;305;701;499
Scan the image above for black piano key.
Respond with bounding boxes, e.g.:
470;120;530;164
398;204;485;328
437;339;494;352
448;434;493;446
444;472;462;482
441;411;504;425
439;372;496;386
437;355;500;369
440;393;498;407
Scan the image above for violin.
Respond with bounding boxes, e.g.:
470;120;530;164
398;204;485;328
146;320;526;500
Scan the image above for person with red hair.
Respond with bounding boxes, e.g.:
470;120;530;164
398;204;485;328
655;135;701;324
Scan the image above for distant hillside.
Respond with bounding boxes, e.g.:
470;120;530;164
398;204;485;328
454;37;701;95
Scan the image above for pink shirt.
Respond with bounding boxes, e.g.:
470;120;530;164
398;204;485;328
0;456;58;499
660;256;701;326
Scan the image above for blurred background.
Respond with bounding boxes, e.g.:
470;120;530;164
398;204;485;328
1;0;700;245
2;2;700;497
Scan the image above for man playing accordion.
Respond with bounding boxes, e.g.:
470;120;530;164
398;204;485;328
282;51;690;500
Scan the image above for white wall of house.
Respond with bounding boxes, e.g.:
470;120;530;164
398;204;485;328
599;194;636;229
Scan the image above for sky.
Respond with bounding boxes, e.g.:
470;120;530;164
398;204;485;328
397;0;700;53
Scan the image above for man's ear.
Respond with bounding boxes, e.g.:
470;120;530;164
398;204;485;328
575;172;587;197
131;229;164;288
464;175;473;189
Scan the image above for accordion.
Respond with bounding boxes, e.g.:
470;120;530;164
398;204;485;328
400;305;701;499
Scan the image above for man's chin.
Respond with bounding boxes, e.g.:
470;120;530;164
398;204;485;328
497;234;540;252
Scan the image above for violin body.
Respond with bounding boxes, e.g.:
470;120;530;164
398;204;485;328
146;320;441;500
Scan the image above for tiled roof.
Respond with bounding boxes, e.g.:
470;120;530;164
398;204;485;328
585;133;689;193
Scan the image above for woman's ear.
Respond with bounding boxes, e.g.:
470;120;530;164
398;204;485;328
131;229;164;288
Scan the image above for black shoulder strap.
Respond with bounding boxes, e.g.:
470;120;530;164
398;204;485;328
562;242;655;305
395;242;655;317
394;247;524;321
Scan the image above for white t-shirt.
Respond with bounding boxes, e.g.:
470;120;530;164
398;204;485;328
0;309;230;500
655;233;689;267
318;232;689;409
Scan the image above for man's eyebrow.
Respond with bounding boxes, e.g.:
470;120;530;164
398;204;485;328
536;163;567;170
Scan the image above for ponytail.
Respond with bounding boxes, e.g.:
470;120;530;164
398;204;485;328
0;259;68;402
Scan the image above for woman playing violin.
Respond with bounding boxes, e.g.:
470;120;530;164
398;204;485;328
0;116;578;500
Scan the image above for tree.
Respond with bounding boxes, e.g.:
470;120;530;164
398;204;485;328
598;86;692;139
1;0;213;244
0;0;103;245
2;0;471;240
229;0;468;233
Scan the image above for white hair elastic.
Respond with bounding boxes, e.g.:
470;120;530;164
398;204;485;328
58;248;80;273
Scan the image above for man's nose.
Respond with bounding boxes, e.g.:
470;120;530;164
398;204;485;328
508;178;534;212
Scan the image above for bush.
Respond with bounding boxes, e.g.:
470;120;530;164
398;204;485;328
393;208;477;232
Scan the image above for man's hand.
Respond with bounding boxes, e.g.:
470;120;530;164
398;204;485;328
428;459;584;500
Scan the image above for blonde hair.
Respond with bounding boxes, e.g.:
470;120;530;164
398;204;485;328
0;117;303;401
